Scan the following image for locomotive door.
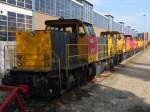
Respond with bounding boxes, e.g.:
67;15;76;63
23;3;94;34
77;25;88;64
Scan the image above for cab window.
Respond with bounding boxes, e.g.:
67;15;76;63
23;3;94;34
78;26;86;37
47;26;73;33
118;35;121;40
85;25;96;36
65;27;73;33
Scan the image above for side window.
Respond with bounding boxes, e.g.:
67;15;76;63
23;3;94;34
85;26;95;36
113;34;117;38
47;26;58;31
104;34;107;38
118;35;121;40
91;26;96;36
78;26;85;37
59;28;64;31
88;26;92;35
65;27;73;33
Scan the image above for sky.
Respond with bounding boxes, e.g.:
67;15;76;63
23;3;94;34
88;0;150;32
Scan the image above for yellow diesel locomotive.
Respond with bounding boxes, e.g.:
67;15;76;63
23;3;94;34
2;19;146;97
3;19;98;97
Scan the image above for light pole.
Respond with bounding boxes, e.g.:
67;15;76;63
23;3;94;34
143;14;146;32
143;14;146;51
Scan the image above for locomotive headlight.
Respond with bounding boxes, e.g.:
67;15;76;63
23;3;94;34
17;55;23;67
17;62;22;67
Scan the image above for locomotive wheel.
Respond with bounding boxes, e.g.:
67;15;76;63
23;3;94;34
87;64;96;81
110;58;114;69
81;67;88;84
66;73;75;90
31;75;61;99
106;58;111;69
100;62;105;73
73;69;82;86
2;75;15;85
119;54;123;62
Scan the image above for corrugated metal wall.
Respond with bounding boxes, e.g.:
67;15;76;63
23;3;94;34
93;12;109;30
112;21;122;32
123;27;129;35
93;11;138;36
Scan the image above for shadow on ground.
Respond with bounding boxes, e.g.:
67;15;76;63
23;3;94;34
128;61;150;66
113;64;150;82
27;83;150;112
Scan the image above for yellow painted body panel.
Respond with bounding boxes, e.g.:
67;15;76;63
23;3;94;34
138;40;143;48
16;31;52;70
107;34;115;56
141;40;144;47
77;36;88;64
88;37;98;63
125;39;130;52
77;36;98;64
107;35;112;56
123;39;126;53
88;54;98;63
117;35;123;54
137;40;140;48
88;44;98;63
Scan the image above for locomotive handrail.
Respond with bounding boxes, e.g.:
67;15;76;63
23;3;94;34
3;45;60;71
66;44;116;67
68;54;88;58
51;51;62;91
66;44;89;77
66;44;88;46
4;45;62;93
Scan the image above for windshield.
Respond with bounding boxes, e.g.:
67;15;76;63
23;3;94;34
85;25;96;36
46;25;75;33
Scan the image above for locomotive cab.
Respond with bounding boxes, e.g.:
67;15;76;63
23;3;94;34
101;31;122;57
45;19;98;66
100;31;124;65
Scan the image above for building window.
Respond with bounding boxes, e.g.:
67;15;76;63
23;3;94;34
50;0;56;15
7;0;16;5
17;13;25;31
56;0;71;19
0;0;6;2
8;11;16;41
93;12;109;30
35;0;40;11
35;0;74;18
25;0;32;9
0;15;7;41
40;0;45;12
17;0;24;7
82;1;93;23
25;15;32;30
0;11;32;41
46;0;51;14
72;1;83;20
1;0;32;10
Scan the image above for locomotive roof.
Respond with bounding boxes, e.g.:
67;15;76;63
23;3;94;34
101;31;121;35
124;35;132;37
45;19;92;26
